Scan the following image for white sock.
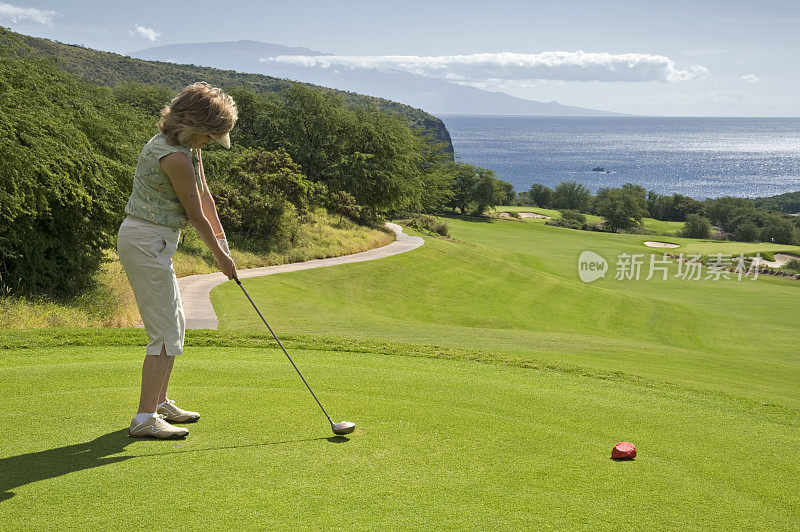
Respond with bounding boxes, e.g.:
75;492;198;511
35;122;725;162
134;412;157;424
157;399;169;408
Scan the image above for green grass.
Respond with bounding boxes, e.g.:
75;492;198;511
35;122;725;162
3;215;799;529
1;329;799;529
212;216;800;408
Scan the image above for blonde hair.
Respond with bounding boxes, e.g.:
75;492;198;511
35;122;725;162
159;82;238;147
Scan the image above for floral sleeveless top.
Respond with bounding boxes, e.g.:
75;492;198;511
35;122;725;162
124;132;204;229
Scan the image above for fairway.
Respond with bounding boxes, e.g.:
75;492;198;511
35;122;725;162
212;216;800;408
3;216;799;529
492;206;686;235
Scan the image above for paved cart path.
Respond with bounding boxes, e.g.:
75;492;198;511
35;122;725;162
168;222;423;329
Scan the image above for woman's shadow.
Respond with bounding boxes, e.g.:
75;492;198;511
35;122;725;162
0;430;348;502
0;429;134;502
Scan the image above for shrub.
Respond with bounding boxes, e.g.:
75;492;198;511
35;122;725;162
327;190;361;224
782;259;800;273
560;209;587;224
407;214;450;237
0;48;153;298
112;82;175;117
547;209;587;230
679;214;712;239
210;148;314;247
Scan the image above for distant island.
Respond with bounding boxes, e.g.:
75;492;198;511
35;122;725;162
130;40;626;117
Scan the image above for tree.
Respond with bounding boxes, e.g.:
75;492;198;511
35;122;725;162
754;191;800;214
594;185;648;232
417;162;455;213
333;106;424;219
735;221;760;242
275;84;347;184
672;194;703;220
472;169;509;215
703;196;753;227
552;181;592;212
621;182;648;202
443;162;507;215
446;163;480;214
647;192;675;221
497;180;516;206
529;183;553;208
679;214;712;239
224;87;283;150
414;131;455;214
226;83;450;220
759;213;795;245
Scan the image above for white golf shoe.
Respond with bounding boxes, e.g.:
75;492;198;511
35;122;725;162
129;414;189;439
157;399;201;423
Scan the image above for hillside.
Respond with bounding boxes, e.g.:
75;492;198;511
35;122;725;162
754;190;800;214
1;29;453;155
1;28;467;301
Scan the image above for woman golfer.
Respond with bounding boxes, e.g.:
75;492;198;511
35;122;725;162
118;82;238;439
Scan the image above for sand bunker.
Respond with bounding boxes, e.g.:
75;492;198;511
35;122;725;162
517;212;551;219
643;241;680;248
752;253;800;268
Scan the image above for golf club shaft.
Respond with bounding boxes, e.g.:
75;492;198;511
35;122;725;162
233;277;334;425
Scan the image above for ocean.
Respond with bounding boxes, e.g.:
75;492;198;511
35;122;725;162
438;116;800;199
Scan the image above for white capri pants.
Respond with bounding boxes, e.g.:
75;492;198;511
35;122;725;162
117;215;185;356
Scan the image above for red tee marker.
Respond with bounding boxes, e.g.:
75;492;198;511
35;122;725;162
612;441;636;459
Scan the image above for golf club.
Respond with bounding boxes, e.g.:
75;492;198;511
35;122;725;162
233;276;356;436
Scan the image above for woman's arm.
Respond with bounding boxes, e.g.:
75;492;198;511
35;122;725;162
160;152;237;279
196;149;230;256
196;149;225;238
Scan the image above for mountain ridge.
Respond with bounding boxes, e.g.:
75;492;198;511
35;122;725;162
131;40;626;117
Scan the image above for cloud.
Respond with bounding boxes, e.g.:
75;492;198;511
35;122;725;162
261;51;708;84
0;1;57;25
740;74;760;84
129;23;160;42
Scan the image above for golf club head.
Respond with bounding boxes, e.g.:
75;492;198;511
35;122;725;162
331;421;355;435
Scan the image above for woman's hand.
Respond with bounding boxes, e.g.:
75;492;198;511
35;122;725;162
213;248;237;280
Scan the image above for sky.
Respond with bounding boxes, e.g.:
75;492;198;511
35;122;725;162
1;0;798;116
